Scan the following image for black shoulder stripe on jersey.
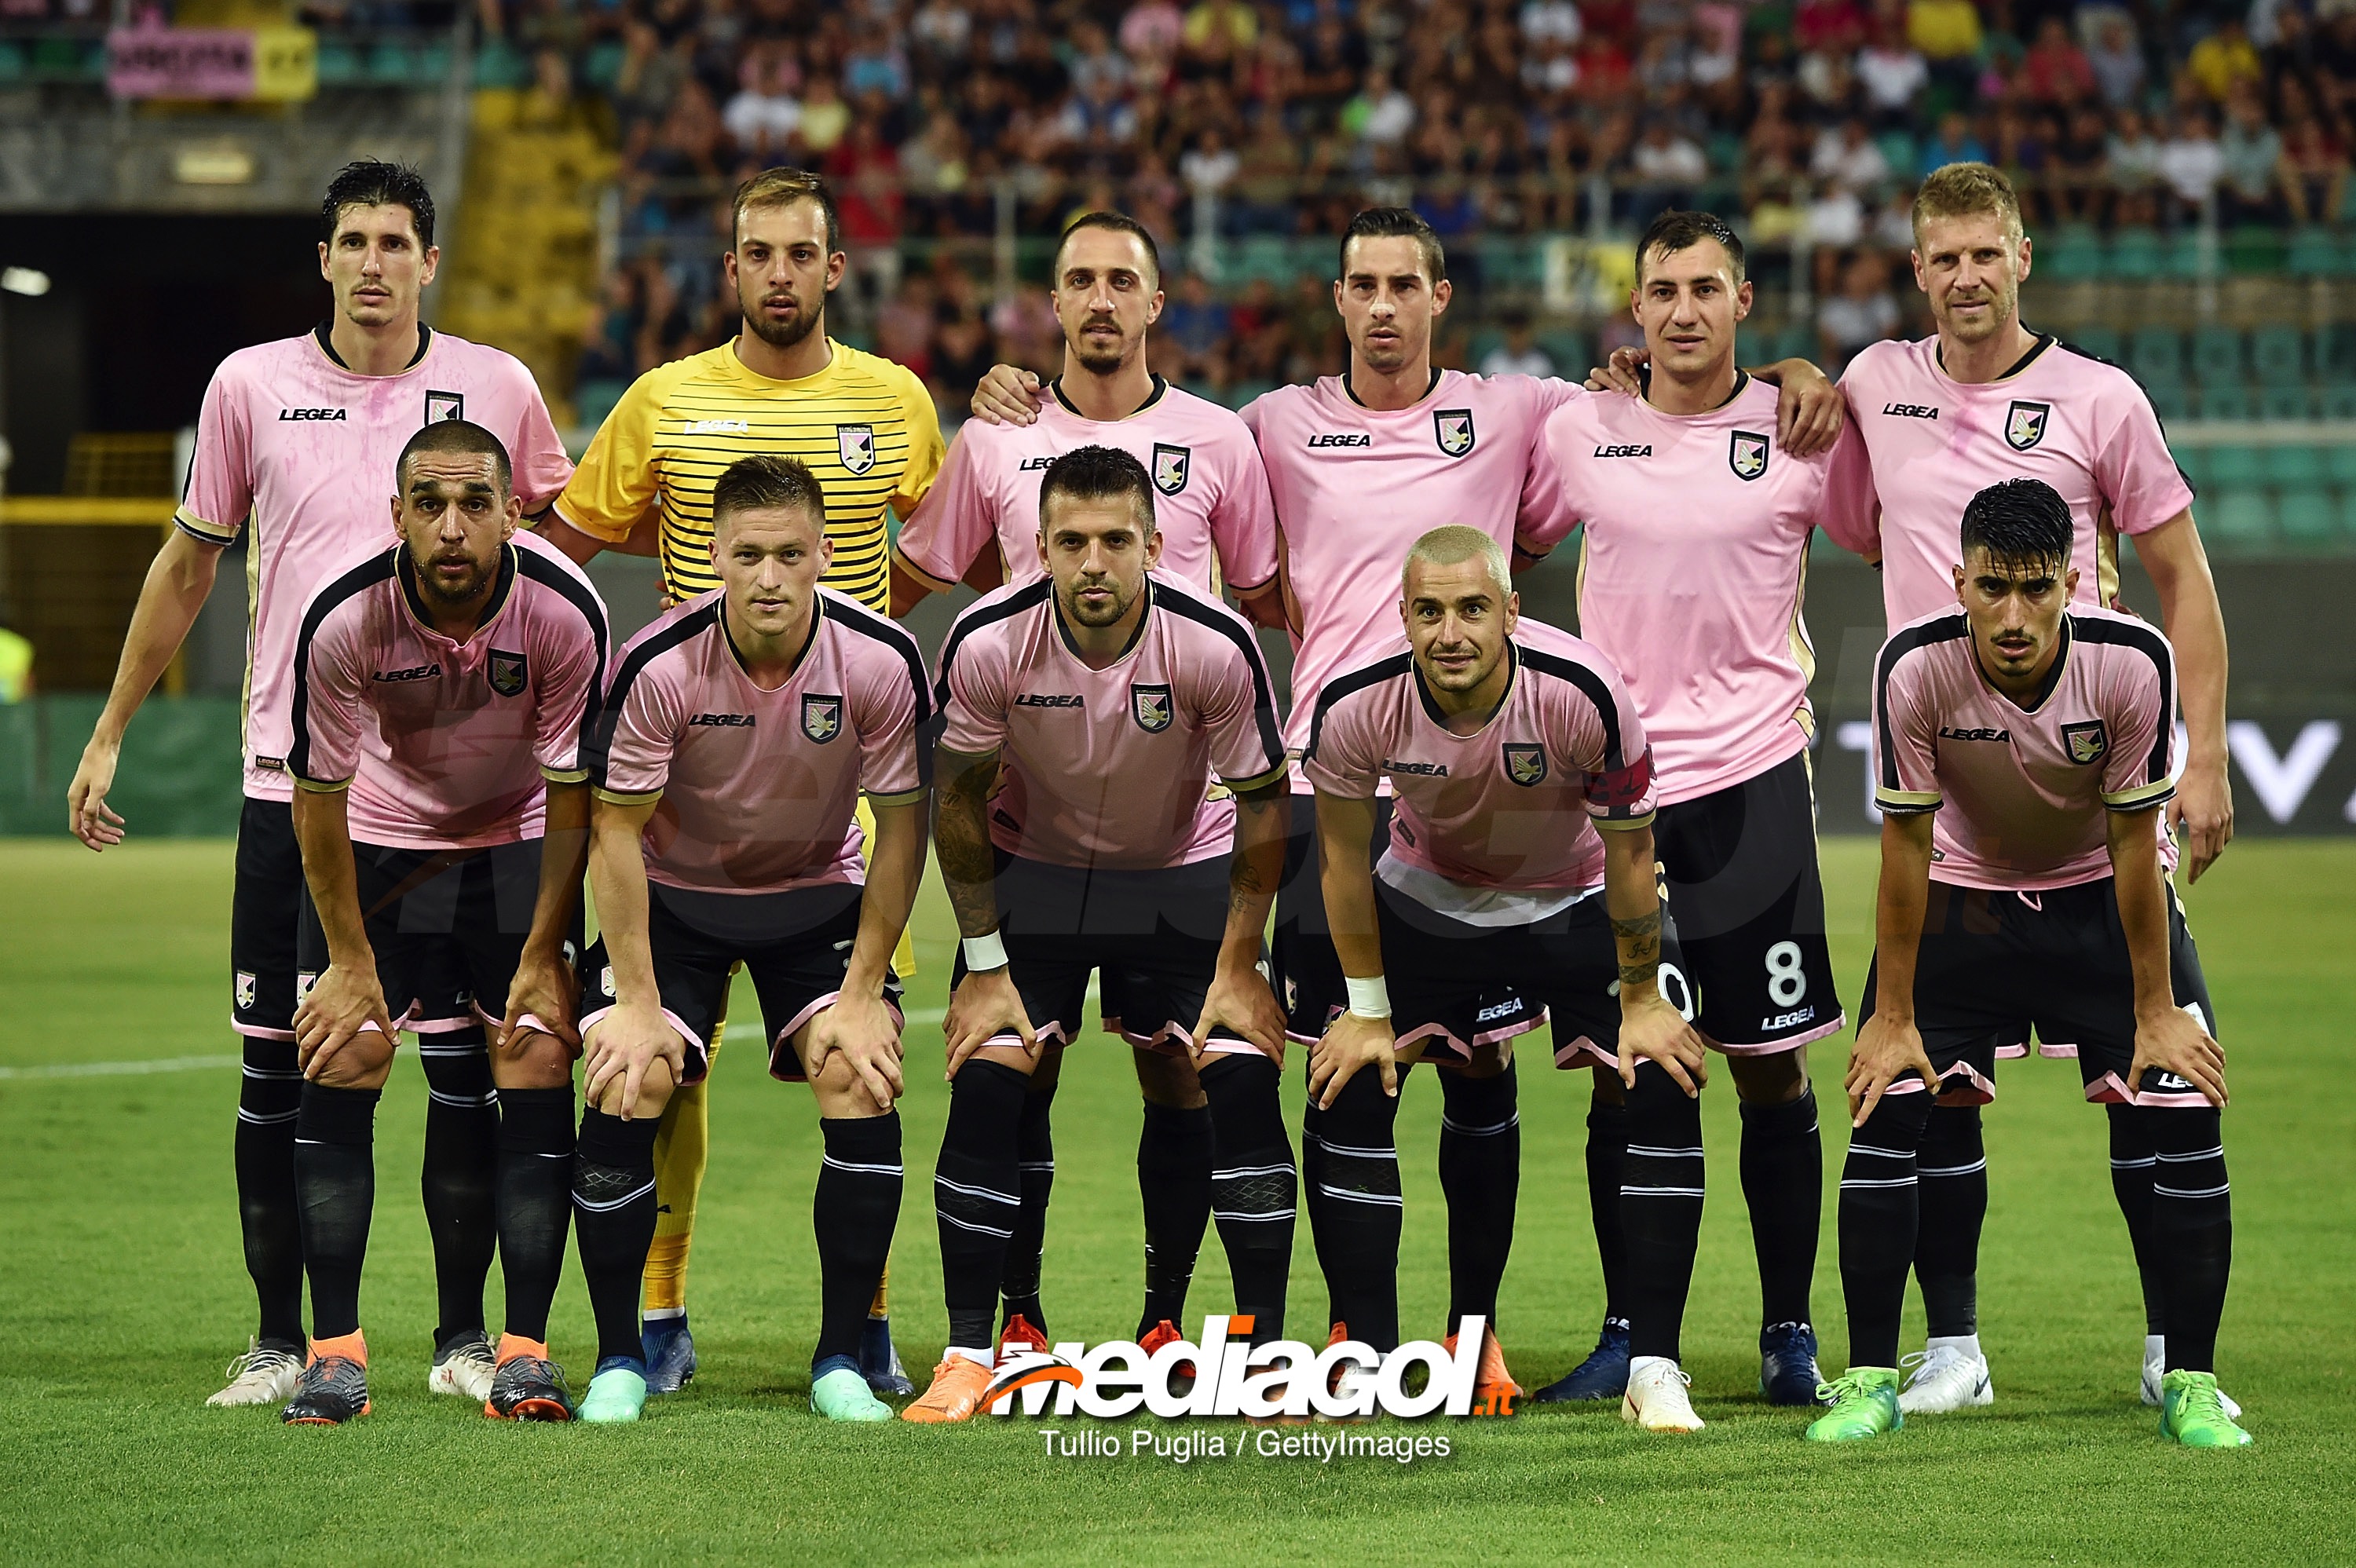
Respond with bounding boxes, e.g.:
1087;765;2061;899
1518;645;1628;772
518;547;614;758
585;602;719;788
2069;613;2176;786
1873;613;1972;791
288;547;401;784
1154;588;1287;773
825;592;938;788
2056;338;2197;500
1304;651;1414;766
932;579;1055;713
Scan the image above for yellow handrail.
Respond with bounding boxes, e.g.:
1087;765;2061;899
0;496;180;526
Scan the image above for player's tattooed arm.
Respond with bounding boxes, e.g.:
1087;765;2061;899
1194;781;1290;1064
935;744;1038;1070
1602;824;1707;1095
1846;811;1941;1126
2108;804;2227;1107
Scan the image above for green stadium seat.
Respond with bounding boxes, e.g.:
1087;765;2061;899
2130;326;2185;383
2171;445;2211;488
2204;488;2276;550
365;42;416;85
316;40;361;84
1877;130;1918;177
2107;226;2164;280
474;38;530;89
1289;237;1333;280
573;378;628;433
2327;444;2356;484
1235;236;1291;285
2261;382;2317;422
2321;383;2356;420
2318;325;2356;382
415;42;452;82
2270;445;2327;485
2144;382;2192;422
2041;223;2102;283
2206;444;2267;487
582;40;625;90
2193;383;2254;421
0;42;24;82
2252;325;2306;381
2193;326;2246;385
2066;324;2123;363
2288;226;2339;279
1467;329;1505;368
2224;225;2289;275
1539;331;1590;376
2276;486;2341;548
1226;379;1277;411
1484;236;1548;290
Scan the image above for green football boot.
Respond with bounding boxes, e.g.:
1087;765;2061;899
1804;1367;1904;1442
2159;1369;2252;1448
580;1361;649;1424
811;1364;895;1422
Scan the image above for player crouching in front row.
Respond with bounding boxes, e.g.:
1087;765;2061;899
1816;478;2247;1447
575;455;932;1423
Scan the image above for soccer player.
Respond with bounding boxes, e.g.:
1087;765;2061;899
279;421;607;1425
1533;211;1880;1411
892;210;1285;1343
908;446;1291;1423
64;161;572;1408
1810;477;2246;1449
1303;526;1703;1422
540;166;944;1394
571;454;930;1424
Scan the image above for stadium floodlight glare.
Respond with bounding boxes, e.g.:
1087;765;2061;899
1;267;49;297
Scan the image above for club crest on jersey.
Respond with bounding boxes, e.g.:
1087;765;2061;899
1729;429;1770;481
488;650;527;696
1152;443;1191;495
1131;683;1174;733
2062;720;2109;765
235;971;256;1011
425;389;464;424
1434;408;1476;457
837;423;877;475
803;694;843;743
2005;400;2051;451
1502;744;1548;786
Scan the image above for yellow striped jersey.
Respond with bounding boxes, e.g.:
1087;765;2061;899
554;339;945;609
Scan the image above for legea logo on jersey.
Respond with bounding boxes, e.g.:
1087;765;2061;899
1433;408;1476;457
1305;433;1372;448
684;418;752;436
838;423;877;475
984;1314;1511;1419
2005;400;2051;451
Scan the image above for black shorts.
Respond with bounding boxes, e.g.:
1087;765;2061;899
295;837;582;1045
1652;750;1845;1054
579;881;899;1084
950;855;1257;1057
1856;875;2219;1108
232;797;302;1040
1274;792;1531;1047
1289;875;1696;1070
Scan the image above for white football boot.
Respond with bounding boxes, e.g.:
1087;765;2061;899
1621;1356;1706;1432
427;1333;499;1401
1897;1336;1994;1414
207;1340;302;1408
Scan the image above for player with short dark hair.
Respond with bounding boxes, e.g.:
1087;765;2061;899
280;422;608;1425
906;444;1290;1423
1810;477;2247;1448
572;452;930;1424
1302;526;1702;1420
65;162;572;1409
1530;210;1881;1413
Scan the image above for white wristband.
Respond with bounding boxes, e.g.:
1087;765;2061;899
1344;974;1391;1019
962;930;1009;972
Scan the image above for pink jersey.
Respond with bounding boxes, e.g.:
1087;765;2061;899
1303;617;1656;893
291;531;607;850
176;325;573;801
1872;605;2178;890
1840;334;2195;626
1242;370;1586;756
589;587;928;895
935;571;1286;870
894;377;1280;599
1540;373;1879;804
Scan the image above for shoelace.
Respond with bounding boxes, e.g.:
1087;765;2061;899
1898;1346;1964;1387
1813;1372;1878;1405
224;1345;298;1382
2174;1377;2231;1424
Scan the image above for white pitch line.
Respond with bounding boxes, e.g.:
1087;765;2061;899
0;1053;241;1081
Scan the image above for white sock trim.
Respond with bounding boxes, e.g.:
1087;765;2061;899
642;1307;686;1322
1926;1332;1981;1359
1628;1355;1679;1382
949;1346;993;1369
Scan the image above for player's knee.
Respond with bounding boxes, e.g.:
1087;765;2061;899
1588;1065;1626;1108
1728;1047;1807;1104
597;1054;677;1120
1134;1045;1206;1108
312;1029;396;1091
490;1027;574;1090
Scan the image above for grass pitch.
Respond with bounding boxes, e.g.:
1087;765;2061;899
0;836;2350;1566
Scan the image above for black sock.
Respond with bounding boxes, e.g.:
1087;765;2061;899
419;1031;498;1347
2145;1106;2231;1372
1202;1054;1296;1343
815;1113;903;1370
574;1107;662;1366
1739;1084;1822;1331
1302;1069;1403;1353
1001;1074;1057;1335
1438;1061;1519;1338
2106;1102;2166;1336
935;1060;1028;1351
235;1037;306;1349
1838;1091;1933;1369
294;1082;380;1342
1136;1101;1214;1338
1586;1095;1630;1332
1621;1063;1706;1362
1301;1089;1339;1331
496;1087;575;1344
1916;1101;1988;1338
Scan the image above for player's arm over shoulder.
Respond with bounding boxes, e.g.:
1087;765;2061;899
552;361;685;544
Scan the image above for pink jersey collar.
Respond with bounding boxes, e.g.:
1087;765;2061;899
309;320;434;378
1047;372;1169;421
1930;330;2056;388
1340;364;1444;410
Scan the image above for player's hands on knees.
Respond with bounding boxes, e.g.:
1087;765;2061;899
1308;1011;1398;1109
583;1002;686;1120
969;364;1046;427
944;968;1036;1078
501;945;580;1052
296;962;398;1079
2170;760;2236;884
66;736;126;851
1586;346;1646;397
805;992;906;1111
1769;360;1844;456
1845;1014;1938;1128
1616;992;1708;1096
1191;962;1286;1067
2129;1006;2228;1108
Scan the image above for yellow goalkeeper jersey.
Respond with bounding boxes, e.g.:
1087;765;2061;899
555;338;945;609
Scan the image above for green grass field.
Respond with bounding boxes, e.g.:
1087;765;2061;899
1;836;2350;1566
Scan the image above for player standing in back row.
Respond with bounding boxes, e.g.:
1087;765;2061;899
65;162;573;1409
1534;211;1880;1416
